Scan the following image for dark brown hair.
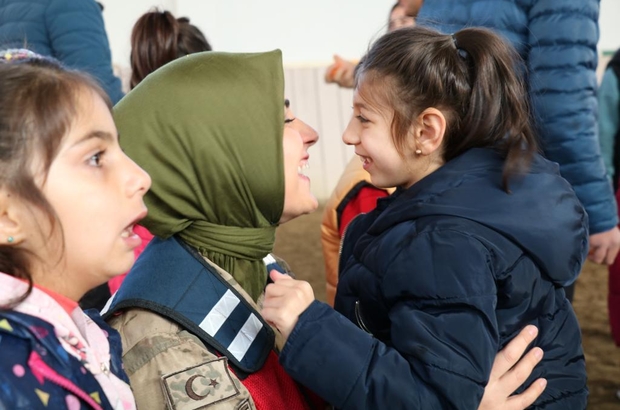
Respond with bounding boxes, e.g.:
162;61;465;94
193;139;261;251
130;10;212;89
0;55;110;306
356;26;539;190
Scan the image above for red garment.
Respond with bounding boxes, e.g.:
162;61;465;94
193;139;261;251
19;279;78;315
609;188;620;346
240;351;320;410
338;186;389;237
108;225;154;294
34;284;78;315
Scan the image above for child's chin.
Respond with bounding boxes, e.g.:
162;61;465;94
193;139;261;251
112;258;135;276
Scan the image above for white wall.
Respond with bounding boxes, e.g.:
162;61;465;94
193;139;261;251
599;0;620;54
101;0;395;68
102;0;620;68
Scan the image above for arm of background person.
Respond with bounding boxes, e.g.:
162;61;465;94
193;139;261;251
324;55;356;88
597;68;620;182
528;0;620;264
45;0;124;104
528;0;617;233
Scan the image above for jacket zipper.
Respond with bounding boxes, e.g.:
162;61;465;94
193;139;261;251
354;300;373;335
28;351;104;410
341;215;373;336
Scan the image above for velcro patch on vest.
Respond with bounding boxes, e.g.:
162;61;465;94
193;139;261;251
161;357;240;410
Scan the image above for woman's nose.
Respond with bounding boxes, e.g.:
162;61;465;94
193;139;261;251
295;119;319;147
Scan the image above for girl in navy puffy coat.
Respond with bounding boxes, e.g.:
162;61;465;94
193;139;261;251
262;26;588;409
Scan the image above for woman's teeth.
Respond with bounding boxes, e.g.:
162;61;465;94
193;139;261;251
298;162;309;175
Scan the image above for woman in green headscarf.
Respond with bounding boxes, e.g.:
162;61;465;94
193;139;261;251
102;50;322;410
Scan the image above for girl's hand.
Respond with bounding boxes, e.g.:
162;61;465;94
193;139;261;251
261;270;315;340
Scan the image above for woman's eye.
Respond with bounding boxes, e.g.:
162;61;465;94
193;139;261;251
284;117;296;124
88;151;104;167
356;115;370;124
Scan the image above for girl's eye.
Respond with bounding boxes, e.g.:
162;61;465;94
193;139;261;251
88;151;104;167
356;115;370;124
284;117;296;124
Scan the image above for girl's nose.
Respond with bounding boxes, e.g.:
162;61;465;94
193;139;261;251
342;118;359;145
125;155;151;197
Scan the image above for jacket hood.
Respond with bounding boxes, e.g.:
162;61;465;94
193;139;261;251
373;148;589;286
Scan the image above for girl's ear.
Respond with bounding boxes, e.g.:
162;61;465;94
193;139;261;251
412;107;446;156
0;189;26;245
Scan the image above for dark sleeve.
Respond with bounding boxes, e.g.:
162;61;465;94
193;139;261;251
45;0;124;104
280;230;498;410
528;0;617;233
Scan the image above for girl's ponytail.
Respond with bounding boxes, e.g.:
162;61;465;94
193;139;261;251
451;28;538;189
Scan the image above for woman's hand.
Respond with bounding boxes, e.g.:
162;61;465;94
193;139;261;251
261;270;315;340
479;325;547;410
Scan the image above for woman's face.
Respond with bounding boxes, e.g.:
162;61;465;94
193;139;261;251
279;100;319;224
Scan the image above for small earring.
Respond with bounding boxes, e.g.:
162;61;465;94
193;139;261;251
415;149;422;155
7;236;14;243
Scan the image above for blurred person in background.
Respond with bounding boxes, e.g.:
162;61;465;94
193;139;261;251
597;46;620;400
324;2;416;89
0;0;123;104
79;8;212;311
128;9;212;89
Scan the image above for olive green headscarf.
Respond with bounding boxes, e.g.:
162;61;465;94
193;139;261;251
115;51;285;301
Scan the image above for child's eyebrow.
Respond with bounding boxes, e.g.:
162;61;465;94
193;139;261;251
73;130;115;146
353;101;369;110
285;99;290;108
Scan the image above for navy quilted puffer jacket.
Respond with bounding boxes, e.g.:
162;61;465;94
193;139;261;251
280;148;588;409
0;0;123;104
417;0;616;234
